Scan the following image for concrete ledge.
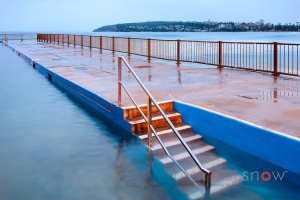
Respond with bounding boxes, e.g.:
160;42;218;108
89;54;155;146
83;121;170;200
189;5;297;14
174;100;300;186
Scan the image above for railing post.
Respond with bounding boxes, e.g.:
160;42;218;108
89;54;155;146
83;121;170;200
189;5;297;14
205;172;211;188
218;41;223;68
81;35;83;48
54;34;56;44
100;36;102;52
68;34;70;47
128;37;131;56
21;33;23;42
58;34;60;45
74;35;76;48
274;42;278;76
112;36;115;53
90;35;92;51
177;39;181;64
118;57;122;107
148;38;151;61
147;96;152;147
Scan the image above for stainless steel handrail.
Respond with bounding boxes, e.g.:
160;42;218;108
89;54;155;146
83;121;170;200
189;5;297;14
117;56;211;187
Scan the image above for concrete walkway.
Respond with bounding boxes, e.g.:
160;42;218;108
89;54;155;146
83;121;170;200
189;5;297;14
6;40;300;138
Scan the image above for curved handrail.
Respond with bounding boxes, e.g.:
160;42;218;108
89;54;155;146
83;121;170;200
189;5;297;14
118;56;211;187
120;82;201;188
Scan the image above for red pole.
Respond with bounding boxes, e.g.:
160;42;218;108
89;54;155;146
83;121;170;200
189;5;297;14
218;41;223;68
148;38;151;61
177;39;181;64
112;36;115;53
90;35;92;50
128;37;131;56
274;42;278;76
100;36;102;49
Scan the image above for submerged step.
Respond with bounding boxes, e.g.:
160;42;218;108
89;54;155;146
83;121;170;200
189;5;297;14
173;158;227;181
159;145;214;164
123;100;240;198
138;124;192;140
189;175;244;200
151;134;202;151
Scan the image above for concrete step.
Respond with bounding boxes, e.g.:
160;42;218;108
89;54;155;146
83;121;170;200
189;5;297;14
128;111;182;134
173;157;227;181
152;135;208;158
124;100;243;199
151;134;202;151
123;100;174;120
160;145;215;165
186;174;244;200
138;124;192;140
161;143;226;177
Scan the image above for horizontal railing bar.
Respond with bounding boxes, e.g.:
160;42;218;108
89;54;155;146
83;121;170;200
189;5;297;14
278;43;300;46
37;33;300;45
222;41;274;45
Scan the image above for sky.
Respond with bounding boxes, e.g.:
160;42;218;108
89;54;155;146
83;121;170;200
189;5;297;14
0;0;299;32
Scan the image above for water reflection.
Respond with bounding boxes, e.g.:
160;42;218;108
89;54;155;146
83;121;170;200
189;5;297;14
177;64;182;84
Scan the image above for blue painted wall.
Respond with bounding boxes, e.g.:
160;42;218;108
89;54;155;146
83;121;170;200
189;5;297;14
174;101;300;186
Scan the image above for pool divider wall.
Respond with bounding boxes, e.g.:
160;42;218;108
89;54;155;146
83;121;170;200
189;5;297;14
174;100;300;186
4;43;132;133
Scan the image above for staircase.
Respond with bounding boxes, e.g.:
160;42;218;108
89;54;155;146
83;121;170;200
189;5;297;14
123;100;244;199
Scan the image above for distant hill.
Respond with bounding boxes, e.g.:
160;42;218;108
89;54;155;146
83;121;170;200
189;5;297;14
93;21;300;32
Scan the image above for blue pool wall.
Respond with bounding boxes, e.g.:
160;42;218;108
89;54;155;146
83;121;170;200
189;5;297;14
174;101;300;186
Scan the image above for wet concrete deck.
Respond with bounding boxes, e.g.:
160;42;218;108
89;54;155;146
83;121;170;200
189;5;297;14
6;40;300;138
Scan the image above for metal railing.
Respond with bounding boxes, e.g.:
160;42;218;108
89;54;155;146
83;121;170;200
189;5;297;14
117;56;211;188
37;33;300;77
1;33;37;42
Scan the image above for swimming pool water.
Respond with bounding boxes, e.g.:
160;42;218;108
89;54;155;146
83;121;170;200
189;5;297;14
1;43;300;200
0;45;185;200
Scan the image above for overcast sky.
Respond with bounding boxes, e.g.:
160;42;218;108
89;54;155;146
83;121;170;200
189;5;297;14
0;0;299;32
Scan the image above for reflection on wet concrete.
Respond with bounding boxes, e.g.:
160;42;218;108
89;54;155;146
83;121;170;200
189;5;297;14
7;40;300;137
177;64;182;84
